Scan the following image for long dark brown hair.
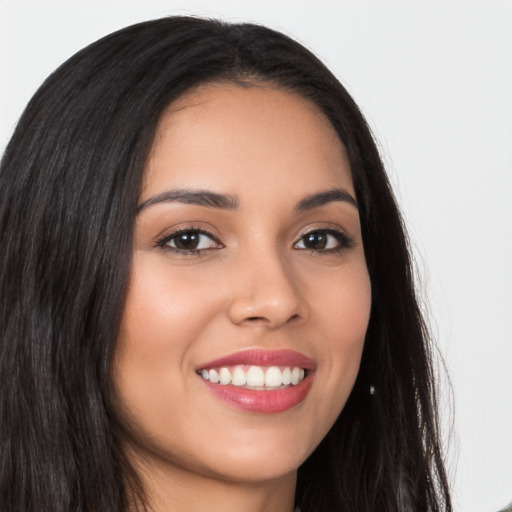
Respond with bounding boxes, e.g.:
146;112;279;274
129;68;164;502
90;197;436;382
0;16;451;511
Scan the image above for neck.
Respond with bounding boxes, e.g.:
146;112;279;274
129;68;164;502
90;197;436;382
127;454;297;512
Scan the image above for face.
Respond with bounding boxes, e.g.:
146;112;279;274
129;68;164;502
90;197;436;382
113;83;371;486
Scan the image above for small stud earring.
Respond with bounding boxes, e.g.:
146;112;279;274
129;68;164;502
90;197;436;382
369;385;376;395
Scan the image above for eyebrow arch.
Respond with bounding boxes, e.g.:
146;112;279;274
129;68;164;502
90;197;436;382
137;189;240;213
295;188;358;211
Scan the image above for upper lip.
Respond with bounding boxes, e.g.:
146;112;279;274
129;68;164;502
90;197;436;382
197;348;315;370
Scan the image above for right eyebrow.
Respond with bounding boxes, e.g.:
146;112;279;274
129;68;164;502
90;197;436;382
137;189;240;214
295;188;358;211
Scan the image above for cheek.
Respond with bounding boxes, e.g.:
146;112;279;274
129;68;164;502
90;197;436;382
117;255;218;361
311;256;371;349
330;269;371;356
112;255;218;423
335;264;371;364
310;261;371;406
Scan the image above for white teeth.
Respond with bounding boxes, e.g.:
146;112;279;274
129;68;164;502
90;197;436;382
232;366;247;386
246;366;265;387
265;366;282;387
200;365;306;388
219;367;232;385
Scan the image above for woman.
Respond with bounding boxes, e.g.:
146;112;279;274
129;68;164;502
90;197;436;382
0;16;451;512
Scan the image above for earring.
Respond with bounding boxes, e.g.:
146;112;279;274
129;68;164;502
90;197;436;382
369;385;376;395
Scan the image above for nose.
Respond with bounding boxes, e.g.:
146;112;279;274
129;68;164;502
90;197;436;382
227;250;308;329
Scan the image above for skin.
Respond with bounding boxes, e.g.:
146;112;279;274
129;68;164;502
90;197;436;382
113;83;372;512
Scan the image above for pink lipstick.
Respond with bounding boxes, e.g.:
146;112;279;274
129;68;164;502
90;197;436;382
198;348;315;370
197;349;315;413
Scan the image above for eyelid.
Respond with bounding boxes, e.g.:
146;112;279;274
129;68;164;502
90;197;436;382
154;223;224;253
295;222;351;239
154;221;220;242
293;224;355;251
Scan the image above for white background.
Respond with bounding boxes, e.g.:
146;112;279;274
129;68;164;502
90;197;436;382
1;1;511;510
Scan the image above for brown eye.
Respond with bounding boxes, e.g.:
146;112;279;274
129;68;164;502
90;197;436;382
157;229;222;253
173;232;202;250
302;232;329;250
294;229;353;252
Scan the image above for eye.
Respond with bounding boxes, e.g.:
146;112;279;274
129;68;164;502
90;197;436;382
156;229;223;254
294;229;353;252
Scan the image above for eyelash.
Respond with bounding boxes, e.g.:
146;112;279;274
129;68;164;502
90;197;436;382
155;226;354;256
155;227;223;255
294;228;355;253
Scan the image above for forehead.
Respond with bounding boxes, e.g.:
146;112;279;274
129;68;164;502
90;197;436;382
142;83;353;201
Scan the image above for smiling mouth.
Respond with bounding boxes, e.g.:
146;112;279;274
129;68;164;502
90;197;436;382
197;365;307;389
196;349;315;413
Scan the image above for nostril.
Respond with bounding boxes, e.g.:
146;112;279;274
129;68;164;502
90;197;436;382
245;313;301;324
228;294;308;327
246;316;266;322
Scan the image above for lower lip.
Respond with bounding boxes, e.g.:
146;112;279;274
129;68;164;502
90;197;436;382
200;375;313;413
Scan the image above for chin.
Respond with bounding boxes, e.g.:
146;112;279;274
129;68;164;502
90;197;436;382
190;451;303;485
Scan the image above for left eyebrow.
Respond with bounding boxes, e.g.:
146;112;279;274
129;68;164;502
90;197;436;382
295;188;358;211
137;189;239;213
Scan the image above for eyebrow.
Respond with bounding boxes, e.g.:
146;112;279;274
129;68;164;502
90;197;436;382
137;189;239;213
137;186;358;214
295;188;358;211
